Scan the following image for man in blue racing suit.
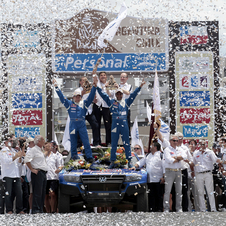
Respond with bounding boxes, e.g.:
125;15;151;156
53;77;98;161
96;79;146;168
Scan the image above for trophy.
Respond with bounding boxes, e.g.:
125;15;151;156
106;75;117;90
82;77;92;93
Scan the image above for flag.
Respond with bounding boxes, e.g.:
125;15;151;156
98;2;127;48
62;116;71;152
131;116;139;147
54;131;59;145
146;101;152;123
180;25;208;45
159;119;170;141
148;71;161;152
153;71;161;120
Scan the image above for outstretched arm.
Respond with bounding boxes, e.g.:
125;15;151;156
52;78;70;110
126;80;146;107
84;76;98;107
92;58;102;75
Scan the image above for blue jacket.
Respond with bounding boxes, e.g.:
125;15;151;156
55;86;96;126
96;86;141;120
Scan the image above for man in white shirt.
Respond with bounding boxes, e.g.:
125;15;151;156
92;59;112;146
51;141;64;167
24;135;49;214
163;134;187;212
1;136;24;214
133;142;164;212
217;138;226;211
193;139;221;212
26;137;35;214
187;139;200;212
44;142;63;213
175;132;193;212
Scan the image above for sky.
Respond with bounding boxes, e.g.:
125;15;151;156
1;0;226;56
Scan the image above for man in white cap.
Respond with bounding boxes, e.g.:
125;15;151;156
53;77;98;161
96;80;146;168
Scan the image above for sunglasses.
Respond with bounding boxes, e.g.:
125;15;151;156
172;140;179;142
134;148;141;150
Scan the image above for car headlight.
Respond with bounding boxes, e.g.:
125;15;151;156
125;174;142;182
64;175;81;183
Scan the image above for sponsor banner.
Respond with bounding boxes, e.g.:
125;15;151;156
175;51;214;146
180;108;210;124
55;53;166;72
7;54;46;138
179;74;209;89
183;125;208;137
12;93;42;109
15;127;40;138
53;9;168;72
179;57;210;72
180;25;208;45
12;110;43;126
179;91;210;107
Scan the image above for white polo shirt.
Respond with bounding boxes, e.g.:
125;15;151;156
193;149;218;173
164;146;187;169
46;152;60;180
24;145;49;172
137;151;163;183
1;147;21;178
178;144;193;170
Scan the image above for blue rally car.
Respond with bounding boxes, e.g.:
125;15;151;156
58;150;148;212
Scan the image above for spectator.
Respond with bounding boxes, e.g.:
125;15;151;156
175;132;193;212
193;139;221;212
163;134;187;212
50;141;64;168
133;144;142;156
24;135;49;214
219;139;226;211
1;136;24;214
25;137;35;214
187;139;200;212
134;142;164;212
44;142;63;213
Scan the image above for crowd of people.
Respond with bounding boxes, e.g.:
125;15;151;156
133;131;226;212
0;58;225;214
0;135;65;214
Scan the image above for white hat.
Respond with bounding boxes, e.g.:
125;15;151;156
115;88;123;94
26;137;34;143
73;89;82;96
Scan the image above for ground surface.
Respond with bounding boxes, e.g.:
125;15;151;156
0;212;225;226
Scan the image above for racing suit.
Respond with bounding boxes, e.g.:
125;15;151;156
55;86;96;160
96;86;141;161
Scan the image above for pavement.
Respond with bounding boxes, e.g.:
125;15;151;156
0;212;225;226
